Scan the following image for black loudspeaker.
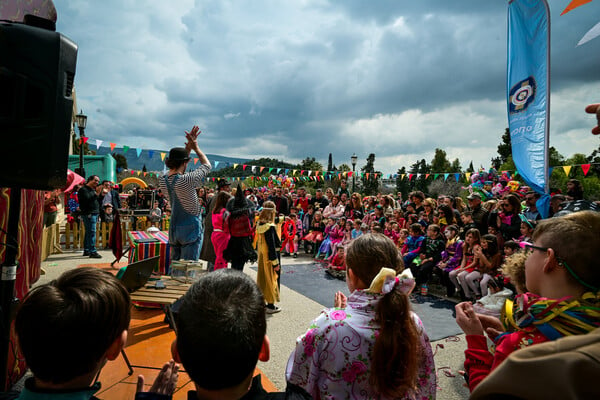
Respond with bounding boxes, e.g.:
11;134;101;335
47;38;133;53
0;21;78;190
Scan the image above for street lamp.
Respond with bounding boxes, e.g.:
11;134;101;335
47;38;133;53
75;110;87;178
350;153;357;192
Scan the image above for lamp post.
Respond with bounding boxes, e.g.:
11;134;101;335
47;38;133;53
351;153;357;193
75;110;87;178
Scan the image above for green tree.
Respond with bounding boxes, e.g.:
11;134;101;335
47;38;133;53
395;166;410;199
360;153;380;195
450;158;462;173
467;161;475;173
112;153;128;169
491;128;511;169
408;159;431;193
430;148;451;173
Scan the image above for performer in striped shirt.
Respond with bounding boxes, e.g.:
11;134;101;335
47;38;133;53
159;126;211;261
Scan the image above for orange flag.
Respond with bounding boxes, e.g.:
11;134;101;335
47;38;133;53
561;0;592;15
110;143;117;151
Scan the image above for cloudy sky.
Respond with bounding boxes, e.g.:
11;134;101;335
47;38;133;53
53;0;600;174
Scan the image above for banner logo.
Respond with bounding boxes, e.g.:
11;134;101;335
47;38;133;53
509;76;536;114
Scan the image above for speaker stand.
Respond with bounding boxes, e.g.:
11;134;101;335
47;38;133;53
0;188;21;391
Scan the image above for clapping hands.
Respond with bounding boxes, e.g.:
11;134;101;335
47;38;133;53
586;104;600;135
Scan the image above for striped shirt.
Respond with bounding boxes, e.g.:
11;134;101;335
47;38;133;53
158;163;211;216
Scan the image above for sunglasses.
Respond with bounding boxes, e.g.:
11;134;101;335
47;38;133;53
520;241;598;291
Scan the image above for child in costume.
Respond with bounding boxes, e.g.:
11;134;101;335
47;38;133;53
281;215;297;257
449;228;481;301
211;191;231;270
286;234;436;399
456;211;600;392
255;201;282;314
436;224;464;297
325;246;347;280
302;210;325;255
401;223;425;266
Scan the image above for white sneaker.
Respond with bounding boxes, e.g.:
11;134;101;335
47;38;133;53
265;304;281;314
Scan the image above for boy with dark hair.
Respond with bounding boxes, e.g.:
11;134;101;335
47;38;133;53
14;267;131;399
460;211;477;240
148;270;310;400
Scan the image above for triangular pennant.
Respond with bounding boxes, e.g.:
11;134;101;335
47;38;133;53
213;161;219;168
284;169;289;174
83;137;89;144
160;152;166;161
434;173;439;180
444;173;449;181
514;171;519;177
233;164;239;169
251;166;256;173
416;173;421;179
243;165;248;171
454;173;460;182
268;168;273;174
581;164;591;176
131;170;135;175
148;150;154;159
260;167;265;173
401;174;405;180
123;145;129;153
425;173;430;179
110;143;117;152
194;158;199;165
136;148;142;158
563;166;572;176
408;174;413;181
143;172;147;177
293;170;297;175
137;171;141;176
561;0;592;16
95;139;103;150
366;173;370;180
301;170;305;175
465;172;472;182
308;171;312;176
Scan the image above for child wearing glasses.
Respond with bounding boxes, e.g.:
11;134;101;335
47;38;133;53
455;211;600;392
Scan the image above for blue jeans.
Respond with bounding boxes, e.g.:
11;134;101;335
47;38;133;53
170;220;203;261
82;214;98;253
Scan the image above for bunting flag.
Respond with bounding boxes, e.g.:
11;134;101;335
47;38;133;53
465;172;472;182
408;174;413;181
563;165;572;176
434;173;439;180
143;172;147;177
560;0;592;15
507;0;551;217
194;158;199;165
251;166;256;173
233;164;239;169
148;150;154;159
243;165;248;171
214;161;220;168
110;143;117;151
160;152;166;161
444;173;449;181
425;173;430;179
95;139;103;150
136;148;142;158
137;171;141;176
366;173;370;180
578;22;600;46
123;145;129;153
83;137;89;144
454;173;460;182
260;166;265;173
581;164;591;176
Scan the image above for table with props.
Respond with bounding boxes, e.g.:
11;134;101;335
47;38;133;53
127;230;171;275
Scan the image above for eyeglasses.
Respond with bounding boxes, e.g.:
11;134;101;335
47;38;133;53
520;241;598;291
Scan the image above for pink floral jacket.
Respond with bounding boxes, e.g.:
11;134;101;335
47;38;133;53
286;290;437;399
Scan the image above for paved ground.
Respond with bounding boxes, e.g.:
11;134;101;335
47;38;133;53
37;249;470;399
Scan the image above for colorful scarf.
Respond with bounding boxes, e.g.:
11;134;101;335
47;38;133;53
502;292;600;340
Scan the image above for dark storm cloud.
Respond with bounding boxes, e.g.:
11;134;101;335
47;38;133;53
53;0;600;173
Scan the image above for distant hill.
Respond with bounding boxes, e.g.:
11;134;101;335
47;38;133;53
95;147;249;172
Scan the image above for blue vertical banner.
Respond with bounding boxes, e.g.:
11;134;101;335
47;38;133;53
507;0;550;216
